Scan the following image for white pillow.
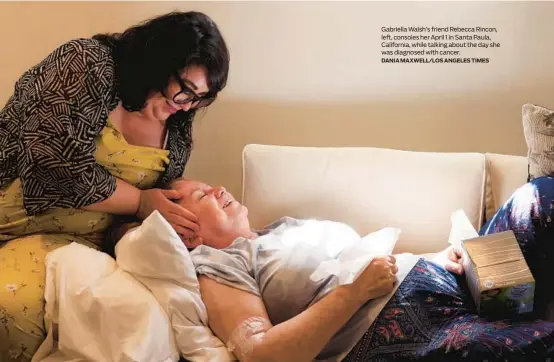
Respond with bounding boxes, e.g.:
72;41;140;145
115;211;235;362
35;243;179;362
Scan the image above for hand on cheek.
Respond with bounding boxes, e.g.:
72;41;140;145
182;235;203;249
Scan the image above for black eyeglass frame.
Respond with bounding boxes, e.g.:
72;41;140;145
172;72;216;109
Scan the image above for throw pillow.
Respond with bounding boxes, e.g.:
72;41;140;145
115;211;235;361
522;103;554;180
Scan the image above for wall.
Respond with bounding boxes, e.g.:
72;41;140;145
1;1;553;197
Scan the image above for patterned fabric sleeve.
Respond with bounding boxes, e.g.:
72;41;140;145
158;117;193;187
12;39;118;215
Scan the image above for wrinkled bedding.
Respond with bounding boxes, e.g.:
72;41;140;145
32;211;233;362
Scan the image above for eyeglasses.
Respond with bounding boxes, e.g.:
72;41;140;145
172;72;215;109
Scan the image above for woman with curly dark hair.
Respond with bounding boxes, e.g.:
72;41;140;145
0;11;229;361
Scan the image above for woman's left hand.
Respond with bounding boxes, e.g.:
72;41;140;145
433;246;464;275
137;188;199;239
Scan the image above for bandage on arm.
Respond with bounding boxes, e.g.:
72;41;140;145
226;316;271;360
198;276;363;362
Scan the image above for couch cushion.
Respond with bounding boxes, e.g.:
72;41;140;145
242;144;486;255
484;153;528;221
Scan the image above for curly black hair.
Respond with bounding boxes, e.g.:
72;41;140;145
93;11;229;124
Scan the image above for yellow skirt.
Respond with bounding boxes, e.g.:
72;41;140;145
0;120;170;361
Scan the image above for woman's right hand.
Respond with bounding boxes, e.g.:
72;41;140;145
346;255;398;306
137;188;199;238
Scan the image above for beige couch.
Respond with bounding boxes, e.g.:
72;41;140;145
241;144;528;255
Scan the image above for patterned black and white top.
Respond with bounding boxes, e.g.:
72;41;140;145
0;38;192;216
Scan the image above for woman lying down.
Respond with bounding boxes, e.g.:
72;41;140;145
158;177;554;362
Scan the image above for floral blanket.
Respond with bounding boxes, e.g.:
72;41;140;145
342;258;554;361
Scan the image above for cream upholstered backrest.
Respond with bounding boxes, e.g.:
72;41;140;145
484;153;528;220
242;144;486;255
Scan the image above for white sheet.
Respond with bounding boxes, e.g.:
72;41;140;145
32;211;234;362
31;242;179;362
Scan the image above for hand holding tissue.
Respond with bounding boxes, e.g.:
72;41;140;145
310;226;401;285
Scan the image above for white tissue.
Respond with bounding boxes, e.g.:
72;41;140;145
448;209;479;248
279;219;361;258
309;227;401;285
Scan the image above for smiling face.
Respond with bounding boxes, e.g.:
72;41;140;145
140;65;211;124
172;179;253;249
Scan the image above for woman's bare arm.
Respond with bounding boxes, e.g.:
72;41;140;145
82;178;198;236
82;178;141;215
199;256;397;362
199;276;362;362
